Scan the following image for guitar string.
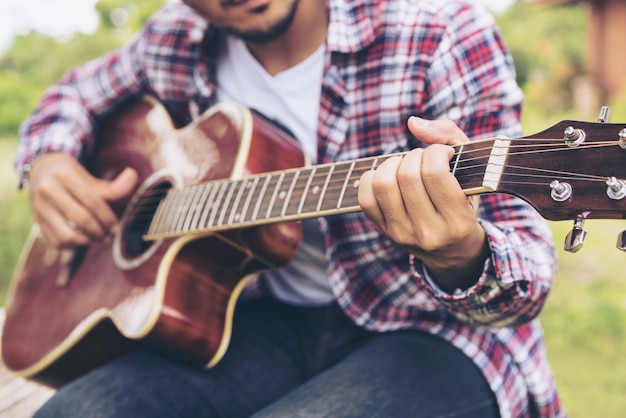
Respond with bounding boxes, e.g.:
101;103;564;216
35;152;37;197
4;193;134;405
136;140;618;210
139;139;621;204
137;141;625;234
134;140;622;213
127;140;625;233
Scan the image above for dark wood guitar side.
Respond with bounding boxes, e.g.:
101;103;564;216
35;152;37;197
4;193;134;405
0;97;306;387
3;95;626;388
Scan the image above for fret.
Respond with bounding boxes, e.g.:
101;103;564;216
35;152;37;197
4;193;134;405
316;164;335;212
189;183;212;231
185;187;203;230
206;181;228;228
451;144;463;176
197;182;220;231
336;161;355;209
278;171;300;218
370;156;381;170
340;158;376;209
171;187;187;233
177;186;195;232
216;180;239;227
173;190;189;232
452;140;496;192
150;189;172;235
265;172;286;220
318;162;352;212
162;189;183;234
251;175;272;222
227;178;249;225
297;167;316;215
296;165;330;215
280;170;300;218
239;176;260;223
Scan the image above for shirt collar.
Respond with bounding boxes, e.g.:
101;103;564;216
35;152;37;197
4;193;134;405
326;0;378;54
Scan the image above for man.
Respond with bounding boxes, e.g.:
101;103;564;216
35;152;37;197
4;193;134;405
15;0;564;416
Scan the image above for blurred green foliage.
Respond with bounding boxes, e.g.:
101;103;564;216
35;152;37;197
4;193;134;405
0;0;164;135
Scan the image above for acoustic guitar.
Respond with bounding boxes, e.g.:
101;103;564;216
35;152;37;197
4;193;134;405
2;96;626;387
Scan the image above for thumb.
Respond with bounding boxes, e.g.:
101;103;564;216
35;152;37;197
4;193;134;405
93;167;139;203
408;116;470;146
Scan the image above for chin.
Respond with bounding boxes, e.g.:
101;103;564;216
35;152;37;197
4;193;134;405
226;0;299;44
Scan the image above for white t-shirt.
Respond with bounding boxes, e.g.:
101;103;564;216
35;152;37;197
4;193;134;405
216;36;334;305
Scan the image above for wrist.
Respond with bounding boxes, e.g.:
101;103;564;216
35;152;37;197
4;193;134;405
420;225;490;293
21;152;62;188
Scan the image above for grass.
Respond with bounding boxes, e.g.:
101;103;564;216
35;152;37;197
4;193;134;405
543;221;626;417
1;137;625;417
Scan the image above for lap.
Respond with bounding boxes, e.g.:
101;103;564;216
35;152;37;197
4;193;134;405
34;299;498;418
253;331;499;418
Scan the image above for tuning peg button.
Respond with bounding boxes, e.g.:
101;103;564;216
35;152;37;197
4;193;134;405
617;231;626;252
564;219;587;253
598;106;611;123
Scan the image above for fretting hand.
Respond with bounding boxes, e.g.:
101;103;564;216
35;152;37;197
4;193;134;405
358;117;490;292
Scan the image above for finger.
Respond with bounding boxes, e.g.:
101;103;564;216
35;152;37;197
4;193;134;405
358;156;406;231
407;116;470;146
96;167;139;203
419;144;466;214
395;148;437;220
67;167;139;238
368;155;407;230
42;178;114;241
358;169;385;230
35;202;91;248
420;145;482;241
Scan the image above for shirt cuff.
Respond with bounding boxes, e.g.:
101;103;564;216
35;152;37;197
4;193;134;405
409;253;495;299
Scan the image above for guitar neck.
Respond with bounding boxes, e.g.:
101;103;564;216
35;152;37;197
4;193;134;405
144;137;507;239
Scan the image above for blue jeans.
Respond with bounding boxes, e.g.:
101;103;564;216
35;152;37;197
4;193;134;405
35;298;499;417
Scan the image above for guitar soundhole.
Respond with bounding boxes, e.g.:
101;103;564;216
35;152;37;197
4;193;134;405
123;181;171;259
113;170;179;271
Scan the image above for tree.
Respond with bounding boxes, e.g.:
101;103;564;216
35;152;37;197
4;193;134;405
0;0;164;137
495;1;588;130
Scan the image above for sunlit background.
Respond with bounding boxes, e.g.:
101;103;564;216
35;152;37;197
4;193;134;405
0;0;513;54
0;1;624;416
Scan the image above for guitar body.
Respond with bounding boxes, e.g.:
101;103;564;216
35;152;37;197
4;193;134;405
1;97;306;387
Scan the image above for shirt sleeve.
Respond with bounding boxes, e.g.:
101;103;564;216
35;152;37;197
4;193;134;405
14;24;150;187
412;3;557;327
412;193;557;327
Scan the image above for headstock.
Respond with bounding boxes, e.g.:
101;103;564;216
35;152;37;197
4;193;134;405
499;106;626;252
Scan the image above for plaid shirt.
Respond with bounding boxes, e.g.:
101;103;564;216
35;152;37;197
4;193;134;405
16;1;564;416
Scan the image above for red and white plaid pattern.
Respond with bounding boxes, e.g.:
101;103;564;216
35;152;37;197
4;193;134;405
16;1;564;416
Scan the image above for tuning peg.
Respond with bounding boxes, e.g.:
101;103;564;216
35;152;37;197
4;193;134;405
564;218;587;253
598;106;611;123
617;231;626;252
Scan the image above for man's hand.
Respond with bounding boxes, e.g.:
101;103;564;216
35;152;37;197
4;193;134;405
358;117;490;293
27;153;138;249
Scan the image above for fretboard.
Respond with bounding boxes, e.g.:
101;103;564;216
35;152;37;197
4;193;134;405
144;137;506;239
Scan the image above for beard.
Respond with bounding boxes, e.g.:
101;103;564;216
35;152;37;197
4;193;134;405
222;0;300;44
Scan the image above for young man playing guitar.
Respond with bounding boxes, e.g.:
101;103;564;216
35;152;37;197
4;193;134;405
12;0;564;416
